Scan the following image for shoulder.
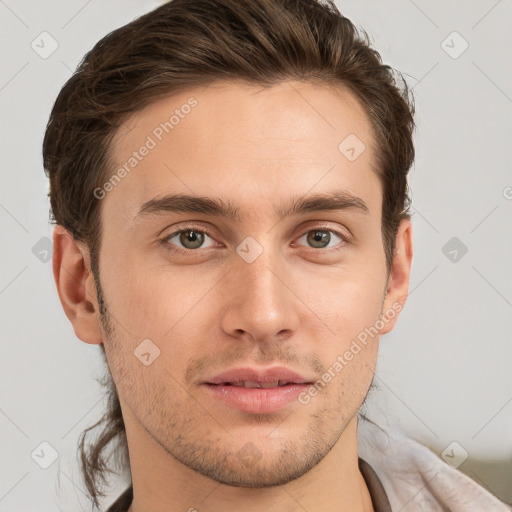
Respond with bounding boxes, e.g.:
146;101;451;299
358;418;512;512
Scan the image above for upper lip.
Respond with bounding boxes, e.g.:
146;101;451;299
205;366;314;385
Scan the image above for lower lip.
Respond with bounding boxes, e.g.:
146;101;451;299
204;383;311;414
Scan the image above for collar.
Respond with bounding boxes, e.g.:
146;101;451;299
107;458;391;512
359;457;392;512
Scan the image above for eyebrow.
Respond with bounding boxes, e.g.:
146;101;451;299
135;190;369;222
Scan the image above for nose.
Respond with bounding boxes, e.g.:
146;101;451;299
219;244;300;344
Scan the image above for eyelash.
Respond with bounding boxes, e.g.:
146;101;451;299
160;223;350;255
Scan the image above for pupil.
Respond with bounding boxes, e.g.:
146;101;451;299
309;230;329;248
181;229;204;249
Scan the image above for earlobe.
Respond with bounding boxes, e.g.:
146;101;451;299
380;219;413;335
52;225;103;345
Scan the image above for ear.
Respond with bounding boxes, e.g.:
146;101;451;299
52;225;103;345
380;219;413;335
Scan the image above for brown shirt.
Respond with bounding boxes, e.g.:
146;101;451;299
105;457;391;511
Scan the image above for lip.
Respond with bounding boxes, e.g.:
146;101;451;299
205;366;312;386
203;366;314;414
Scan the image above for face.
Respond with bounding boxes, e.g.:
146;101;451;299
92;80;397;486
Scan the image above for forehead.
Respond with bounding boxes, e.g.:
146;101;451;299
104;80;381;227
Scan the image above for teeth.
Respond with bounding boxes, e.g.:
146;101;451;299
244;381;264;388
260;381;279;388
227;381;290;388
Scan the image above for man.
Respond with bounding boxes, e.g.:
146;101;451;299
43;0;511;510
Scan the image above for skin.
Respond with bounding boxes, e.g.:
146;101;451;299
53;79;413;512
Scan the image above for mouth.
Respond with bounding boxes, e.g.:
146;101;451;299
212;380;308;388
203;367;315;414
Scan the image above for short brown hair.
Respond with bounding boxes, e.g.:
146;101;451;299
43;0;415;508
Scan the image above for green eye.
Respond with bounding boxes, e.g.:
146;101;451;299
161;225;348;256
163;227;216;252
299;229;345;249
177;229;206;249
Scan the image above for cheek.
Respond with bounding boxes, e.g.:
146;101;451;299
101;251;193;333
101;236;386;364
294;263;385;397
297;264;386;340
100;255;223;375
106;260;384;329
308;280;382;408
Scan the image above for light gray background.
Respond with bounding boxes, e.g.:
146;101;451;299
1;0;511;510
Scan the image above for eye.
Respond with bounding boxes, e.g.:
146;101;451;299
296;228;346;250
160;224;349;255
162;227;217;251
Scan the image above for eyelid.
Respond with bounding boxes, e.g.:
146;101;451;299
160;224;218;252
159;221;351;253
297;222;352;243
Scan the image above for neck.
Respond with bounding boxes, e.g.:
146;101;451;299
124;414;374;512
